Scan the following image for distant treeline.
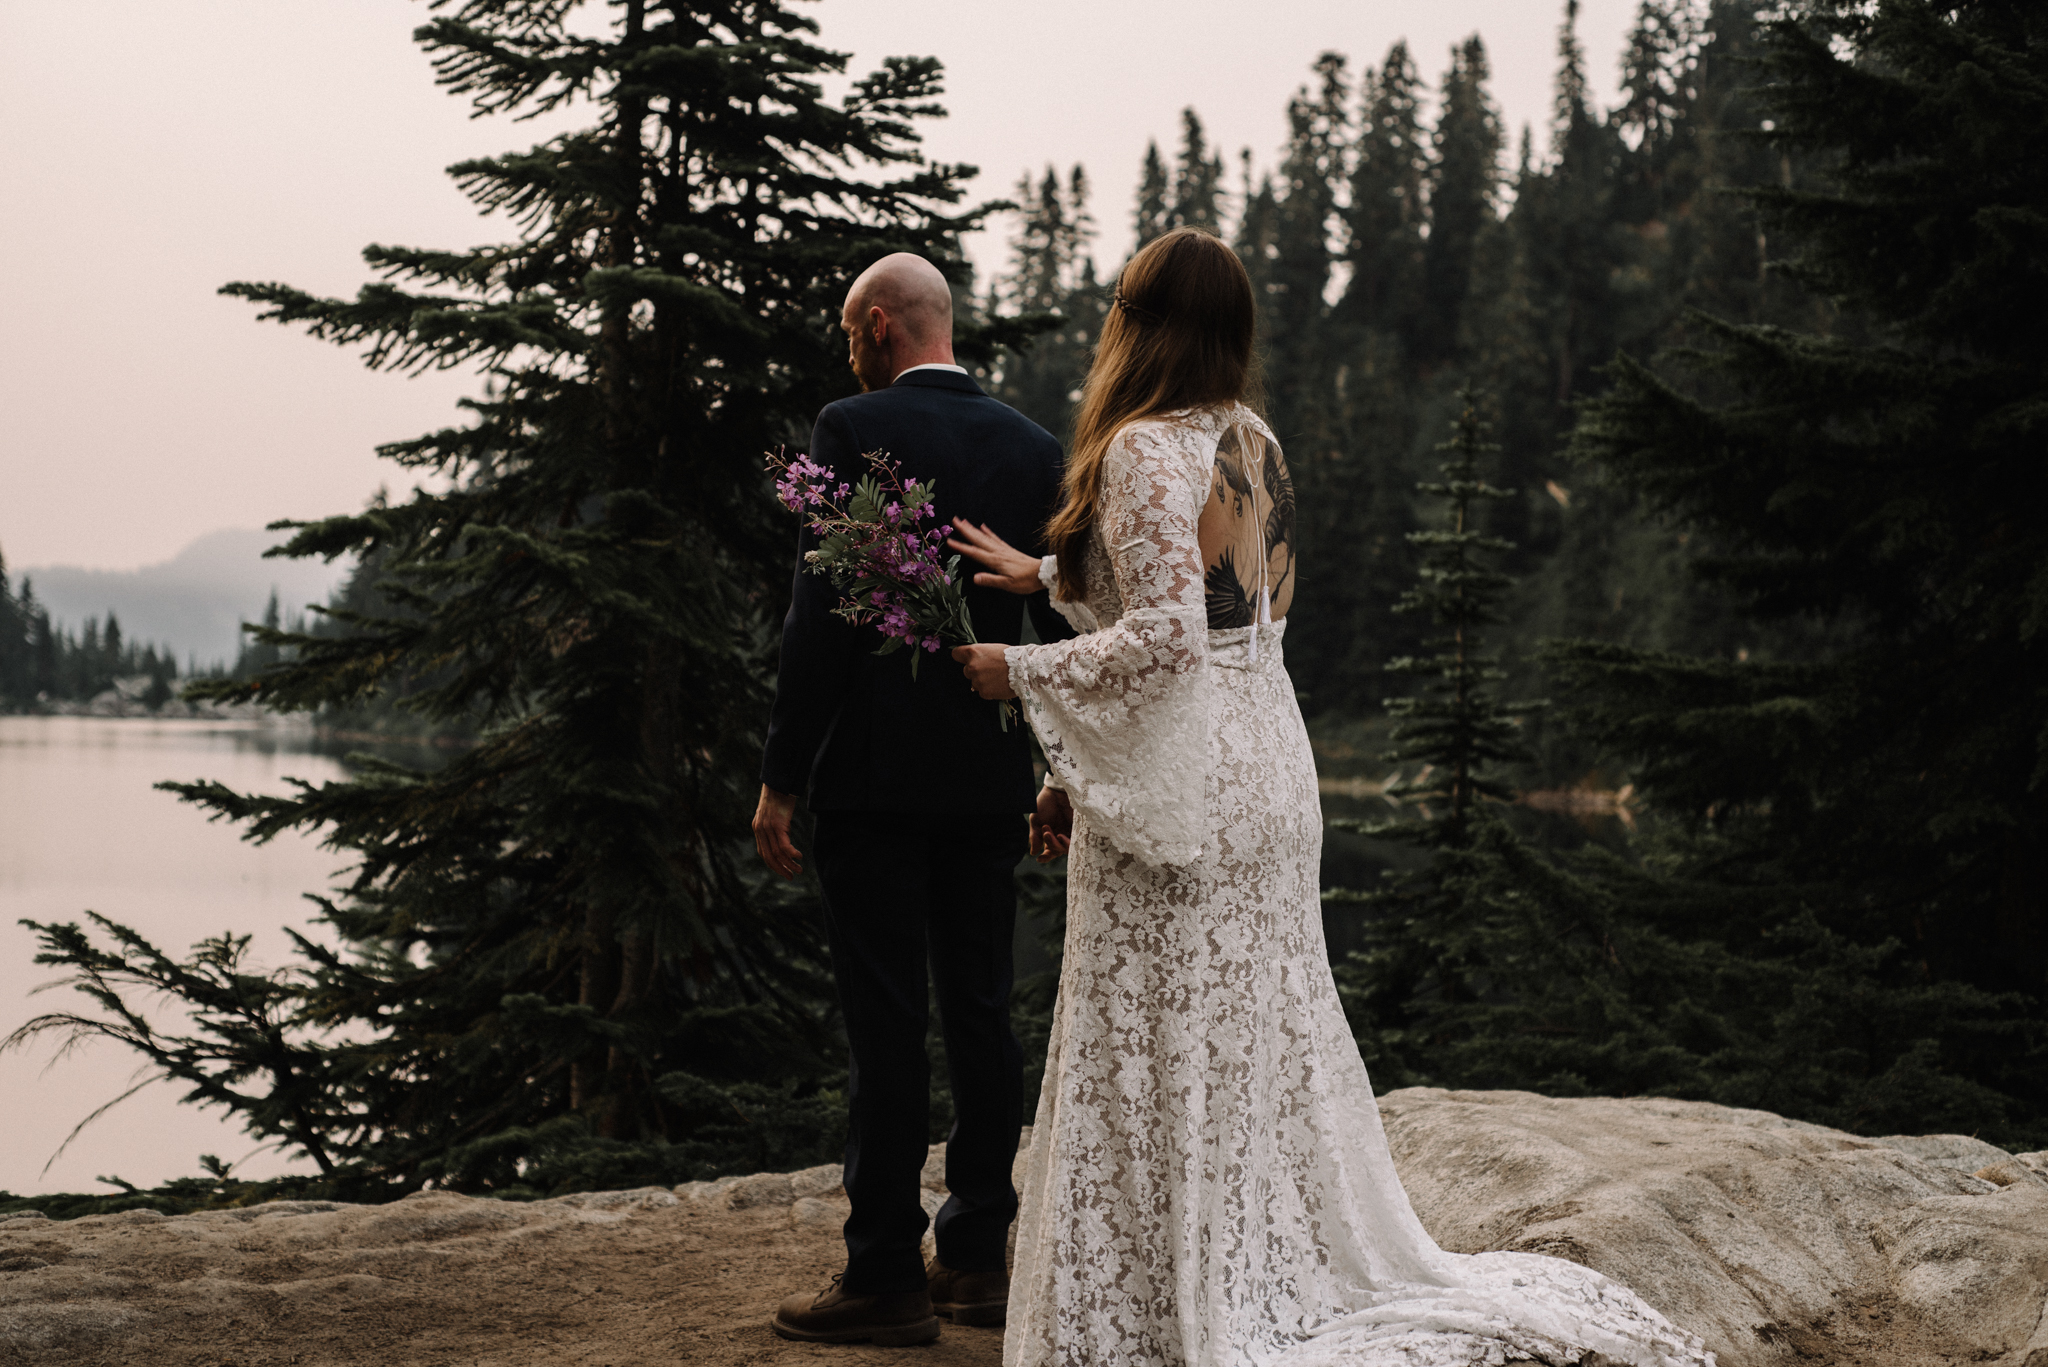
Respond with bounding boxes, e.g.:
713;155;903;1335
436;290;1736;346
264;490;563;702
0;547;301;710
0;550;180;708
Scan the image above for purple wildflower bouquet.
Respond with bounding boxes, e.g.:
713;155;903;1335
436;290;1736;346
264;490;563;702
768;447;1013;729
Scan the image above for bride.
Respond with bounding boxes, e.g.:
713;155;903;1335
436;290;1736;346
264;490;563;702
947;228;1712;1367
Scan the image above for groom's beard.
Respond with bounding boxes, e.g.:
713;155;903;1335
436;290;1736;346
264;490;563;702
848;335;889;392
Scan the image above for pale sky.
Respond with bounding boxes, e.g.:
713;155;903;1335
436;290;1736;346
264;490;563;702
0;0;1641;573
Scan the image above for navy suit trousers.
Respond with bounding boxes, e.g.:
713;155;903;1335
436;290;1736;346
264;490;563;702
812;809;1027;1293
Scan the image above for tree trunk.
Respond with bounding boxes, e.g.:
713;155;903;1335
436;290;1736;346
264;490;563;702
1995;824;2047;992
571;902;621;1113
600;926;659;1138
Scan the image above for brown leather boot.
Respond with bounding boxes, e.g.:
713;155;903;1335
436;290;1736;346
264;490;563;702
771;1274;942;1345
927;1259;1009;1328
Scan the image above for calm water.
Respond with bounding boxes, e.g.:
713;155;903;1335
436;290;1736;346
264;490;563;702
0;717;357;1195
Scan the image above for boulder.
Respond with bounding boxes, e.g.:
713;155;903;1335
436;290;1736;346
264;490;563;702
1871;1182;2048;1362
1377;1088;2048;1365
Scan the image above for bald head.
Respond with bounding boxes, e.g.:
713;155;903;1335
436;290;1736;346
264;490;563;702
847;253;953;345
840;253;956;390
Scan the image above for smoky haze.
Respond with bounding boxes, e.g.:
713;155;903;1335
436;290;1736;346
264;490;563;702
0;0;1637;582
18;531;352;669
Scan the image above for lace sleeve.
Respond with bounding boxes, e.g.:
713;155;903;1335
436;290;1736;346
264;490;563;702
1006;422;1208;866
1037;554;1101;634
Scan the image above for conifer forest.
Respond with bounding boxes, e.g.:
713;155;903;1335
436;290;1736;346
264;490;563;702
6;0;2045;1214
0;605;178;710
0;559;184;707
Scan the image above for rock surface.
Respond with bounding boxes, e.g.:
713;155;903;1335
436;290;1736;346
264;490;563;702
0;1090;2042;1366
1378;1089;2048;1366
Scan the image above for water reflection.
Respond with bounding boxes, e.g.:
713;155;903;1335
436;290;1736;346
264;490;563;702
0;717;412;1195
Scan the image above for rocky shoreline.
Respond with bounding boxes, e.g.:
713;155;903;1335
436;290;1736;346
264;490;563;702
26;681;271;720
1;1089;2043;1366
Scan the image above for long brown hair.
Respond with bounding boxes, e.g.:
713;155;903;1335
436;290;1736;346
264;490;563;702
1047;227;1260;599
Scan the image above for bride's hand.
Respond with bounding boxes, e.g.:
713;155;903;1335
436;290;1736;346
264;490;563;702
1030;786;1072;863
951;643;1016;700
946;519;1042;595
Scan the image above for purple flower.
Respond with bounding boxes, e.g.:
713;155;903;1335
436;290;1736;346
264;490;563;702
922;637;941;652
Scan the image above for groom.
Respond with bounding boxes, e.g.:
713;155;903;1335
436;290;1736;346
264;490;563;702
755;252;1069;1344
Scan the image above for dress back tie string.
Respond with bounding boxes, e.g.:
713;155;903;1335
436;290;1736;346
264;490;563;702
1240;424;1273;665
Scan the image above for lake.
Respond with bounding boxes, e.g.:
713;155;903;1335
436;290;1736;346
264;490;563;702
0;716;358;1196
0;716;1412;1198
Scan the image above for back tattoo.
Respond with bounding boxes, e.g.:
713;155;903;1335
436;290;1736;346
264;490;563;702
1198;423;1295;630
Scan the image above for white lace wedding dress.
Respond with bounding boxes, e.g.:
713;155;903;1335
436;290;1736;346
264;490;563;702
1002;403;1713;1367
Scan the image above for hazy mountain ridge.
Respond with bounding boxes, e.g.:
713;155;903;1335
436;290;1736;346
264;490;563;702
18;528;352;667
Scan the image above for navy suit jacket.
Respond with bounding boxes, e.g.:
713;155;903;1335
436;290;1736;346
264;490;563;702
761;369;1071;813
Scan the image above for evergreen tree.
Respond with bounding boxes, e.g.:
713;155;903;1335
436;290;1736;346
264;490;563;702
1326;392;1543;1083
141;646;177;710
1259;55;1381;714
1068;166;1097;276
1340;42;1427;339
12;0;994;1194
1169;109;1225;235
1552;0;2048;1128
73;618;102;698
1128;110;1227;249
988;164;1102;438
1135;140;1170;247
1231;157;1280;302
1548;0;1612;402
1288;44;1432;717
1264;52;1348;436
1525;0;1626;410
1417;36;1503;365
27;587;57;700
1377;393;1538;834
1671;0;1834;332
230;591;285;680
1474;0;1630;588
1612;0;1704;224
0;550;22;706
1011;167;1072;315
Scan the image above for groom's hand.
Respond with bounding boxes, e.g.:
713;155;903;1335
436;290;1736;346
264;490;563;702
951;643;1016;700
753;784;802;878
1031;785;1073;863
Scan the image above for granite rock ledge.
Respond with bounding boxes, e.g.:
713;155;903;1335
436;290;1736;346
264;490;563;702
0;1089;2041;1366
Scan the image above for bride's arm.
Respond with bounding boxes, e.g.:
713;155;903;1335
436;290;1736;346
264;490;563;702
997;422;1209;865
946;519;1041;593
1007;425;1205;696
948;519;1100;634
